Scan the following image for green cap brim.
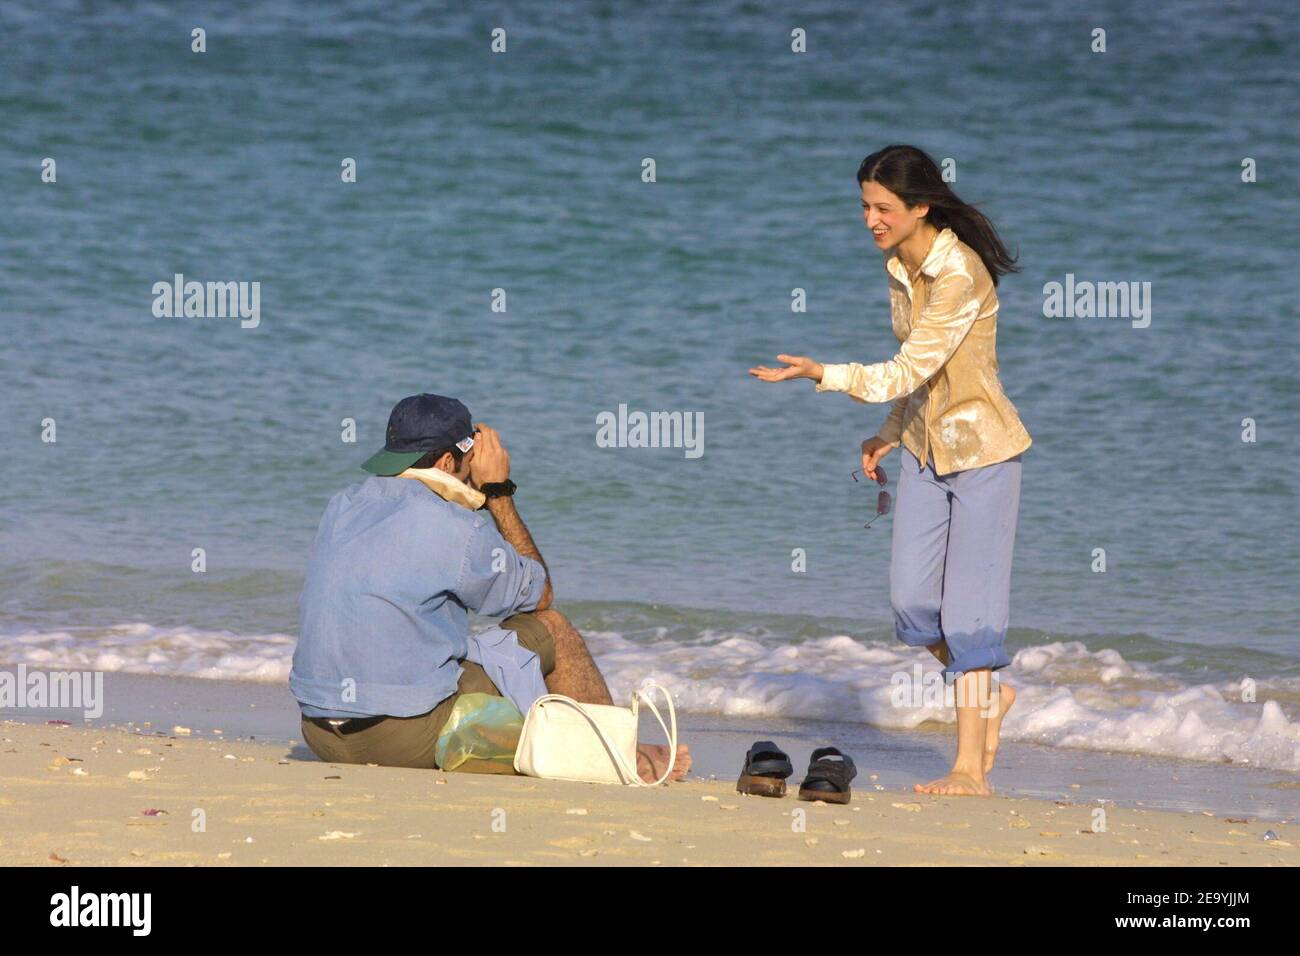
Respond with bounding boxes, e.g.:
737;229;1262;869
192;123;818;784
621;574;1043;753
360;448;426;476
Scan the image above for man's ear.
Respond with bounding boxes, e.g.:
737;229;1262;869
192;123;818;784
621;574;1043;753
433;451;456;474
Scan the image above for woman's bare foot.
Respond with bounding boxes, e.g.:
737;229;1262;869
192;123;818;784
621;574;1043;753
637;743;691;783
983;682;1016;774
914;770;991;796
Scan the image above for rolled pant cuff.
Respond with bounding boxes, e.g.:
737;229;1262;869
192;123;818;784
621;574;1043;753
896;624;945;648
941;644;1012;684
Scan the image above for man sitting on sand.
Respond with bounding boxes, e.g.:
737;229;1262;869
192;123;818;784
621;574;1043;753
290;393;689;782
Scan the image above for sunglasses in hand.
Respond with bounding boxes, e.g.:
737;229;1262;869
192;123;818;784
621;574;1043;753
850;465;892;529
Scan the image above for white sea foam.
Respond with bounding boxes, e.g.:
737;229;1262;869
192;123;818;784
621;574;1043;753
2;623;1296;771
2;623;295;683
588;631;1300;773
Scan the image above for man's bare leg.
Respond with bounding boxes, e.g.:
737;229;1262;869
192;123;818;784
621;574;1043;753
533;609;690;782
533;609;613;704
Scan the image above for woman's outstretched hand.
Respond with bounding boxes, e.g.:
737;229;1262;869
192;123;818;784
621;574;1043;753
748;354;824;383
861;436;895;483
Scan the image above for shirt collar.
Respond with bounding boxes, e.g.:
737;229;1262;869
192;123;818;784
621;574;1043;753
886;226;958;287
394;466;486;511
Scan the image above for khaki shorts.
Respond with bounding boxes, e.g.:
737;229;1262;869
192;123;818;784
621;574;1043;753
300;612;555;770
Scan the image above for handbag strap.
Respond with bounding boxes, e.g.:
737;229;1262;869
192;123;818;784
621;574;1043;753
527;682;678;787
631;682;678;787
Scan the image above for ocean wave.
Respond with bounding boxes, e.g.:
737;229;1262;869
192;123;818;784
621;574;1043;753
1;621;1297;772
585;631;1300;773
1;623;295;683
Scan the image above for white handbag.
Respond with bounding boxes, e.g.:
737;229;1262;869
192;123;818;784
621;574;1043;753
513;682;678;786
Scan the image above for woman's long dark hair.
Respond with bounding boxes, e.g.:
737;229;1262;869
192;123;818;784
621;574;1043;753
857;145;1018;286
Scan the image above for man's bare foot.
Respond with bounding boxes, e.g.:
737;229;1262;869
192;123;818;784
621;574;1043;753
637;743;691;783
914;770;991;796
983;682;1016;774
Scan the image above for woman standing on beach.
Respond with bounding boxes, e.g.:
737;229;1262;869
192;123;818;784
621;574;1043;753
750;144;1032;796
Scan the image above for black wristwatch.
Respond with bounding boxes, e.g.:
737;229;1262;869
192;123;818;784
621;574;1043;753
478;479;517;502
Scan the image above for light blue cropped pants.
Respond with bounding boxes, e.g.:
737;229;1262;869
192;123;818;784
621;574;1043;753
890;446;1023;682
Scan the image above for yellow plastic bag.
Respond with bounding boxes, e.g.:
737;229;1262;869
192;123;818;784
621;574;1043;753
434;693;524;774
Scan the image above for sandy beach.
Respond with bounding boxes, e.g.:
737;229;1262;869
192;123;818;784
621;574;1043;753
1;720;1294;867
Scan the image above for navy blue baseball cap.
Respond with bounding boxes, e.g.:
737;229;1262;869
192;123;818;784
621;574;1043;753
361;394;475;476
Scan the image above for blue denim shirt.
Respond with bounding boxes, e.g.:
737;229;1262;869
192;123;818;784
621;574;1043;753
290;476;546;719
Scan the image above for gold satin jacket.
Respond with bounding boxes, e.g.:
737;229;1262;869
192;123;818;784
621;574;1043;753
814;226;1032;475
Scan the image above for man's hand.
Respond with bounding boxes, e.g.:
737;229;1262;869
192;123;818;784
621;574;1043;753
860;436;894;483
748;354;825;383
469;423;510;486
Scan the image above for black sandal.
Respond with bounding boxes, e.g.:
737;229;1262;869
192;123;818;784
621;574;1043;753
798;747;857;804
736;740;794;797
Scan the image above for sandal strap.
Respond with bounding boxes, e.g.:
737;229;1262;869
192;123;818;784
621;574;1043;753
743;740;793;778
804;747;857;786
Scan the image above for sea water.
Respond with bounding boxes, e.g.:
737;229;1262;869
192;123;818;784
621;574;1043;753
1;1;1296;804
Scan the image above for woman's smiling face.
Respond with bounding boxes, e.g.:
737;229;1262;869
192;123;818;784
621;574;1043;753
861;180;929;251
